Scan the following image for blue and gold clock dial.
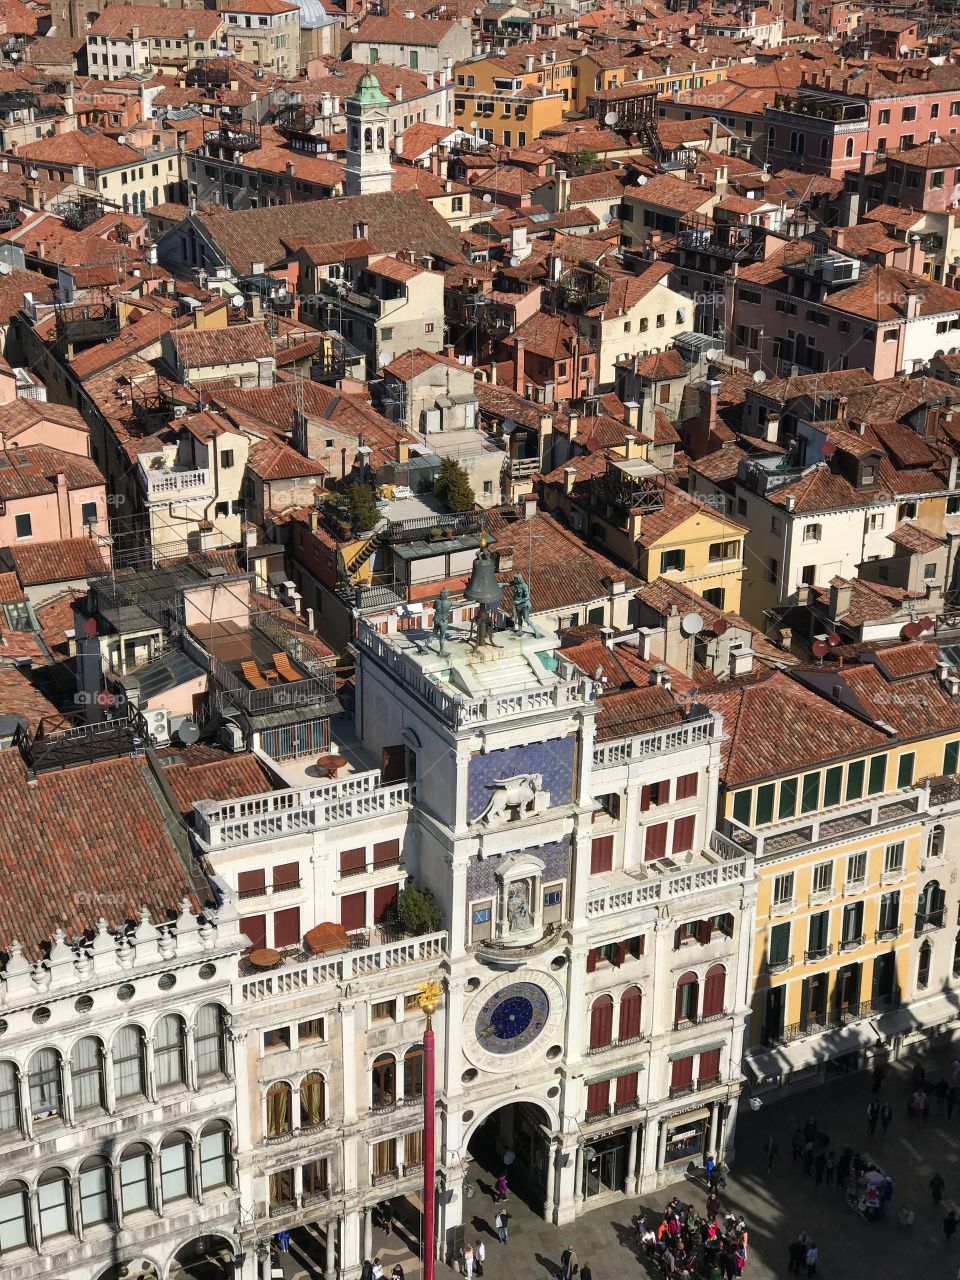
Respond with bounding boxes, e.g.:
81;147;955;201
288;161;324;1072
475;982;549;1055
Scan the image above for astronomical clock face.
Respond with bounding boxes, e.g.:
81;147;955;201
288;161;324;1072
475;982;550;1055
462;968;566;1072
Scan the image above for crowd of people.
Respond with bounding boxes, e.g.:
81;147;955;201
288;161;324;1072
633;1188;750;1279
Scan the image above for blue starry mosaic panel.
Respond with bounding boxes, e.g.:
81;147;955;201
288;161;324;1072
465;837;571;902
466;737;576;823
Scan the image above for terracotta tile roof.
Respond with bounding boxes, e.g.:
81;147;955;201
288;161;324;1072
351;14;458;44
367;254;427;283
34;590;82;658
193;190;463;276
485;507;642;614
71;311;183;381
398;122;458;161
0;571;25;602
0;399;89;444
593;684;685;741
766;463;891;513
829;659;960;740
0;267;54;323
632;348;685;380
635;481;747;548
246;438;327;481
625;172;714;215
0;445;104;500
0;749;202;957
698;669;889;786
0;668;61;733
888;520;946;554
514;310;583;360
171;322;273;368
587;261;674;321
161;749;274;818
89;4;222;38
809;576;910;625
10;537;111;587
383;347;464;380
863;203;926;232
16;129;146;171
831;265;960;322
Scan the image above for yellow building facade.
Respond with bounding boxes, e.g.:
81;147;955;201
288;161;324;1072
704;656;960;1088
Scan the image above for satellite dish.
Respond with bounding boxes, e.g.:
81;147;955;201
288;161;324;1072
509;255;520;267
175;717;199;745
812;639;829;660
604;110;618;126
377;350;391;366
230;294;244;308
680;611;704;637
903;620;923;639
636;174;648;186
482;193;492;203
827;633;841;646
705;348;720;361
753;370;767;383
920;616;934;631
899;43;910;54
712;617;729;636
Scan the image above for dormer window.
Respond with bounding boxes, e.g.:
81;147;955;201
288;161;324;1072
860;463;876;486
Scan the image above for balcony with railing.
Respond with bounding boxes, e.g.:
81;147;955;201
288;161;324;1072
137;452;213;500
915;909;946;935
763;998;894;1047
593;707;719;770
586;853;751;919
238;929;448;1003
711;783;928;864
194;768;410;851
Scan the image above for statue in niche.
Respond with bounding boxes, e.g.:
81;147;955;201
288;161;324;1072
507;880;533;932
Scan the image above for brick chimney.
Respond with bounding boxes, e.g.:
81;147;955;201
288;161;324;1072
687;379;721;460
55;472;71;535
514;336;525;393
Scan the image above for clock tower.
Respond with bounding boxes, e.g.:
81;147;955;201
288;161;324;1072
344;70;393;197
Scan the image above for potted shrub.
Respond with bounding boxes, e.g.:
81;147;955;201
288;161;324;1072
398;886;444;935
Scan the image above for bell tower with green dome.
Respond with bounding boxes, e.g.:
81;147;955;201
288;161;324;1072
344;70;393;197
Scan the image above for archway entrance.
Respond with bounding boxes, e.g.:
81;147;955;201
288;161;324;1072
466;1101;552;1212
169;1235;238;1279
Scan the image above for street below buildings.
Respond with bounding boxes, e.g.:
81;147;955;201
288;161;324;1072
275;1039;960;1280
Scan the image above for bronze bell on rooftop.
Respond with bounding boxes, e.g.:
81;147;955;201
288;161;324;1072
464;534;501;611
464;534;501;648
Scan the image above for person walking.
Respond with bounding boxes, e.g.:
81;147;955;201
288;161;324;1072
791;1129;804;1164
836;1147;852;1193
560;1246;579;1280
462;1244;474;1278
872;1063;886;1094
580;1263;592;1280
764;1136;778;1173
880;1102;893;1135
373;1259;384;1280
475;1241;485;1277
937;1078;950;1115
867;1099;881;1135
788;1236;805;1275
813;1150;826;1187
825;1150;836;1186
805;1241;818;1277
495;1173;508;1203
946;1210;960;1243
495;1209;510;1243
932;1173;947;1205
361;1261;374;1280
802;1140;814;1178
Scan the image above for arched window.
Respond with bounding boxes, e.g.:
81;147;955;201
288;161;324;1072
845;137;855;158
114;1026;145;1099
0;1180;29;1251
589;994;614;1048
820;137;829;158
29;1048;62;1122
790;130;799;153
767;126;775;149
364;126;373;152
119;1143;152;1214
300;1072;325;1126
37;1168;71;1241
702;964;726;1017
920;879;945;927
195;1005;226;1079
675;972;699;1026
266;1081;292;1136
377;126;385;149
0;1061;19;1134
618;986;642;1041
372;1054;396;1107
199;1120;231;1191
403;1046;424;1098
155;1015;185;1088
78;1156;111;1228
160;1132;192;1202
928;825;945;860
152;186;159;205
71;1037;104;1112
918;939;932;990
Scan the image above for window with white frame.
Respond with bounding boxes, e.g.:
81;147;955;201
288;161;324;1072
811;862;832;896
884;841;904;875
772;872;794;906
847;851;867;885
802;523;822;542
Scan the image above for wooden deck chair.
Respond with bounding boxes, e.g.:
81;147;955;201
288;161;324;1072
241;660;269;689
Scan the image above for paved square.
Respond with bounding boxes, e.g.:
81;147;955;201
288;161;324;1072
279;1042;960;1280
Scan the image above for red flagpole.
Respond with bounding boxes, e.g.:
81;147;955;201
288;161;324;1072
423;1008;437;1280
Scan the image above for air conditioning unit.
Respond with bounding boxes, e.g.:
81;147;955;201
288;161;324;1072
145;708;170;744
219;721;245;752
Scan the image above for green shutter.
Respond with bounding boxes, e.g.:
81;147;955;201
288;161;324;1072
801;772;820;813
944;740;960;776
732;790;751;825
778;778;797;819
846;760;865;800
808;911;829;952
769;922;790;965
897;752;915;788
867;754;886;795
823;766;842;807
755;783;775;826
